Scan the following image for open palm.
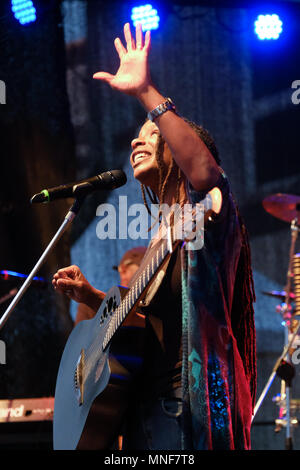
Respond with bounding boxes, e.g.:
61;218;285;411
93;23;152;96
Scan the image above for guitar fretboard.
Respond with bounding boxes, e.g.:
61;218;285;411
102;235;172;350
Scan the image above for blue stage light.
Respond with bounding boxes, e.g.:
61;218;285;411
11;0;36;25
0;270;45;282
131;4;160;31
254;14;283;40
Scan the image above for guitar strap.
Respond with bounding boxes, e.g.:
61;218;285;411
136;207;184;308
132;205;186;308
141;254;171;307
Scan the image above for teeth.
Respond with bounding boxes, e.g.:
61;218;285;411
135;153;149;162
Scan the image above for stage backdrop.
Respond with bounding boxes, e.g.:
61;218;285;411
0;0;74;400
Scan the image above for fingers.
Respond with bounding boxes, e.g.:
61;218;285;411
93;23;150;85
93;71;114;83
144;29;151;53
135;22;143;49
51;265;93;304
124;22;135;50
124;22;150;52
114;37;127;58
52;265;81;293
52;277;82;300
53;265;78;280
52;276;71;290
55;278;80;290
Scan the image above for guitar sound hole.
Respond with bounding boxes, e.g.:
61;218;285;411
100;294;118;324
108;297;113;312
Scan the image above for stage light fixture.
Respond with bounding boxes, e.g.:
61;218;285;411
11;0;36;25
131;4;160;31
254;14;283;40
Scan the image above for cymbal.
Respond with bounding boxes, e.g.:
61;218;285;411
262;193;300;223
262;290;295;300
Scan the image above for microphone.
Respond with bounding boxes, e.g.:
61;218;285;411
30;169;127;204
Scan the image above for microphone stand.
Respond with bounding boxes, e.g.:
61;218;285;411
0;197;85;331
281;217;299;450
252;323;299;419
252;218;299;450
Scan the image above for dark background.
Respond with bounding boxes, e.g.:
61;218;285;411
0;0;300;450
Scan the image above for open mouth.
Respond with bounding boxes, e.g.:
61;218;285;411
132;151;152;167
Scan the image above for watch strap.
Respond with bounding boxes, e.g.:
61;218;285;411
147;98;176;121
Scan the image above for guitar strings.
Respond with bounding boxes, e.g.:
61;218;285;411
78;203;203;384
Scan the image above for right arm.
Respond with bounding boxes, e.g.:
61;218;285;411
52;265;105;313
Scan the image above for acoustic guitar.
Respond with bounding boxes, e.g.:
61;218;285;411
53;190;219;450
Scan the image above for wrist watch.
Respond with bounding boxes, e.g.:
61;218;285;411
147;97;177;122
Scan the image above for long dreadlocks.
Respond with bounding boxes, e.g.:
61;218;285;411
231;208;257;409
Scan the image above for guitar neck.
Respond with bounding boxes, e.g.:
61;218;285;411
102;236;178;350
102;195;211;350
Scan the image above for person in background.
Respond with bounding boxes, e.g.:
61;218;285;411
74;246;147;325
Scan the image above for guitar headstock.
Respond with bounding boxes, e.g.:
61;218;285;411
153;188;220;251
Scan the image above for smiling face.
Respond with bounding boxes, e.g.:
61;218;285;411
130;120;171;194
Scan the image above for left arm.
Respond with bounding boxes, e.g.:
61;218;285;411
93;23;220;192
137;84;220;192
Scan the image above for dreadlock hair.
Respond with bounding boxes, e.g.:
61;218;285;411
231;208;257;410
185;122;257;408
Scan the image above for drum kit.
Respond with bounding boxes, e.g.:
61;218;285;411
254;192;300;449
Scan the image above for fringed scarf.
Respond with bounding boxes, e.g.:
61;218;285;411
180;172;256;450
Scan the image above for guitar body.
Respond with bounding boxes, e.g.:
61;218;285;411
53;286;145;450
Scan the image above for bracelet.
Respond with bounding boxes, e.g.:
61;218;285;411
147;97;177;122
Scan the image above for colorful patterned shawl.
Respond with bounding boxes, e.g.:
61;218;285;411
181;171;256;450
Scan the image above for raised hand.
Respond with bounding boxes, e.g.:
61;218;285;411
93;23;152;97
52;265;105;312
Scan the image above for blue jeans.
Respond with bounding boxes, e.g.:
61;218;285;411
123;396;183;450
